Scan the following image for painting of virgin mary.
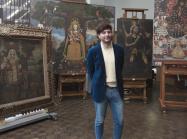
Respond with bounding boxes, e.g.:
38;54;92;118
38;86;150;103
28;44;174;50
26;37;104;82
63;18;85;61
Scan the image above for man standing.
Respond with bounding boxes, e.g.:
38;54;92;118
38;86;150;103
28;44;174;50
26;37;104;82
86;22;124;139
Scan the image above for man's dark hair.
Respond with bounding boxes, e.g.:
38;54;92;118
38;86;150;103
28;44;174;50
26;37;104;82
96;22;112;35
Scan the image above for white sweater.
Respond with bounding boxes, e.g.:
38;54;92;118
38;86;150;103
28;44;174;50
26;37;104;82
101;42;117;87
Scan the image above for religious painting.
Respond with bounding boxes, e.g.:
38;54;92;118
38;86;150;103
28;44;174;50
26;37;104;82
117;18;153;79
0;25;52;117
31;0;115;75
153;0;187;63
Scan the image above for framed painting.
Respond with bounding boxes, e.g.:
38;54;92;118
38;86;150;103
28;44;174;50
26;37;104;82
117;18;153;79
0;25;52;117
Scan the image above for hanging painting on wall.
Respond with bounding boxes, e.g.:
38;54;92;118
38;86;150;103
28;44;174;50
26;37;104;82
0;25;52;117
153;0;187;63
117;18;153;79
31;0;115;75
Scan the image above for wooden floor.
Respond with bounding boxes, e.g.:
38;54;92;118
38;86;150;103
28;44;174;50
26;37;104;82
0;81;187;139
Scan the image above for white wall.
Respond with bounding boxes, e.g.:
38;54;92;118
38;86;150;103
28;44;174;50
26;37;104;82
86;0;104;5
104;0;154;19
87;0;154;30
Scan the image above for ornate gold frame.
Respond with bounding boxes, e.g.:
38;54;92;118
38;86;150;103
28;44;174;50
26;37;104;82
0;25;53;117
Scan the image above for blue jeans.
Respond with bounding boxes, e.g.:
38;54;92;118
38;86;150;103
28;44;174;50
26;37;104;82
94;87;124;139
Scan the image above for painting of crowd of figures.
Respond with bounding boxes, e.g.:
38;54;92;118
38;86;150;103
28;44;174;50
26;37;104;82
117;18;153;79
31;0;115;74
153;0;187;62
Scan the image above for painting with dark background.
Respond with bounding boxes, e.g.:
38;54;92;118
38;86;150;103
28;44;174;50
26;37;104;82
117;18;153;79
31;0;115;74
0;37;44;105
153;0;187;63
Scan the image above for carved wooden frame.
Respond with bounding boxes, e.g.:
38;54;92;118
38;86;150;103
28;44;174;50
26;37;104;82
0;25;53;117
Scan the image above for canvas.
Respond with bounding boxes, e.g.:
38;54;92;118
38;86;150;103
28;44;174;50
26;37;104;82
153;0;187;63
117;18;153;79
0;25;52;117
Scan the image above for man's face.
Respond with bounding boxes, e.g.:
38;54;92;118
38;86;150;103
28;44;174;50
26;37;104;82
98;29;113;44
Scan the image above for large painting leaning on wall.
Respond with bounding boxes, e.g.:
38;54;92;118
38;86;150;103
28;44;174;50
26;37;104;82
0;38;44;105
0;25;52;116
31;0;115;75
117;18;153;79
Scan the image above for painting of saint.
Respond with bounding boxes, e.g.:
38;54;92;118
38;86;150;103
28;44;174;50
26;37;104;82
117;18;153;79
171;40;185;59
63;18;85;61
6;49;22;84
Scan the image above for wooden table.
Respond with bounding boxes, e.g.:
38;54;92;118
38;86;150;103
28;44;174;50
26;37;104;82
159;60;187;111
58;73;87;100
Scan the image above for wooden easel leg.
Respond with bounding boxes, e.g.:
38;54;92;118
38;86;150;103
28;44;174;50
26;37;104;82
143;87;147;104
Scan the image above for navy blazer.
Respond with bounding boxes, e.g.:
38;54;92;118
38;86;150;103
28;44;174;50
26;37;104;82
86;42;124;102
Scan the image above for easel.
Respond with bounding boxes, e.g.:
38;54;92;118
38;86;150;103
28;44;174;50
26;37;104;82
123;78;147;103
122;8;149;103
122;8;148;19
